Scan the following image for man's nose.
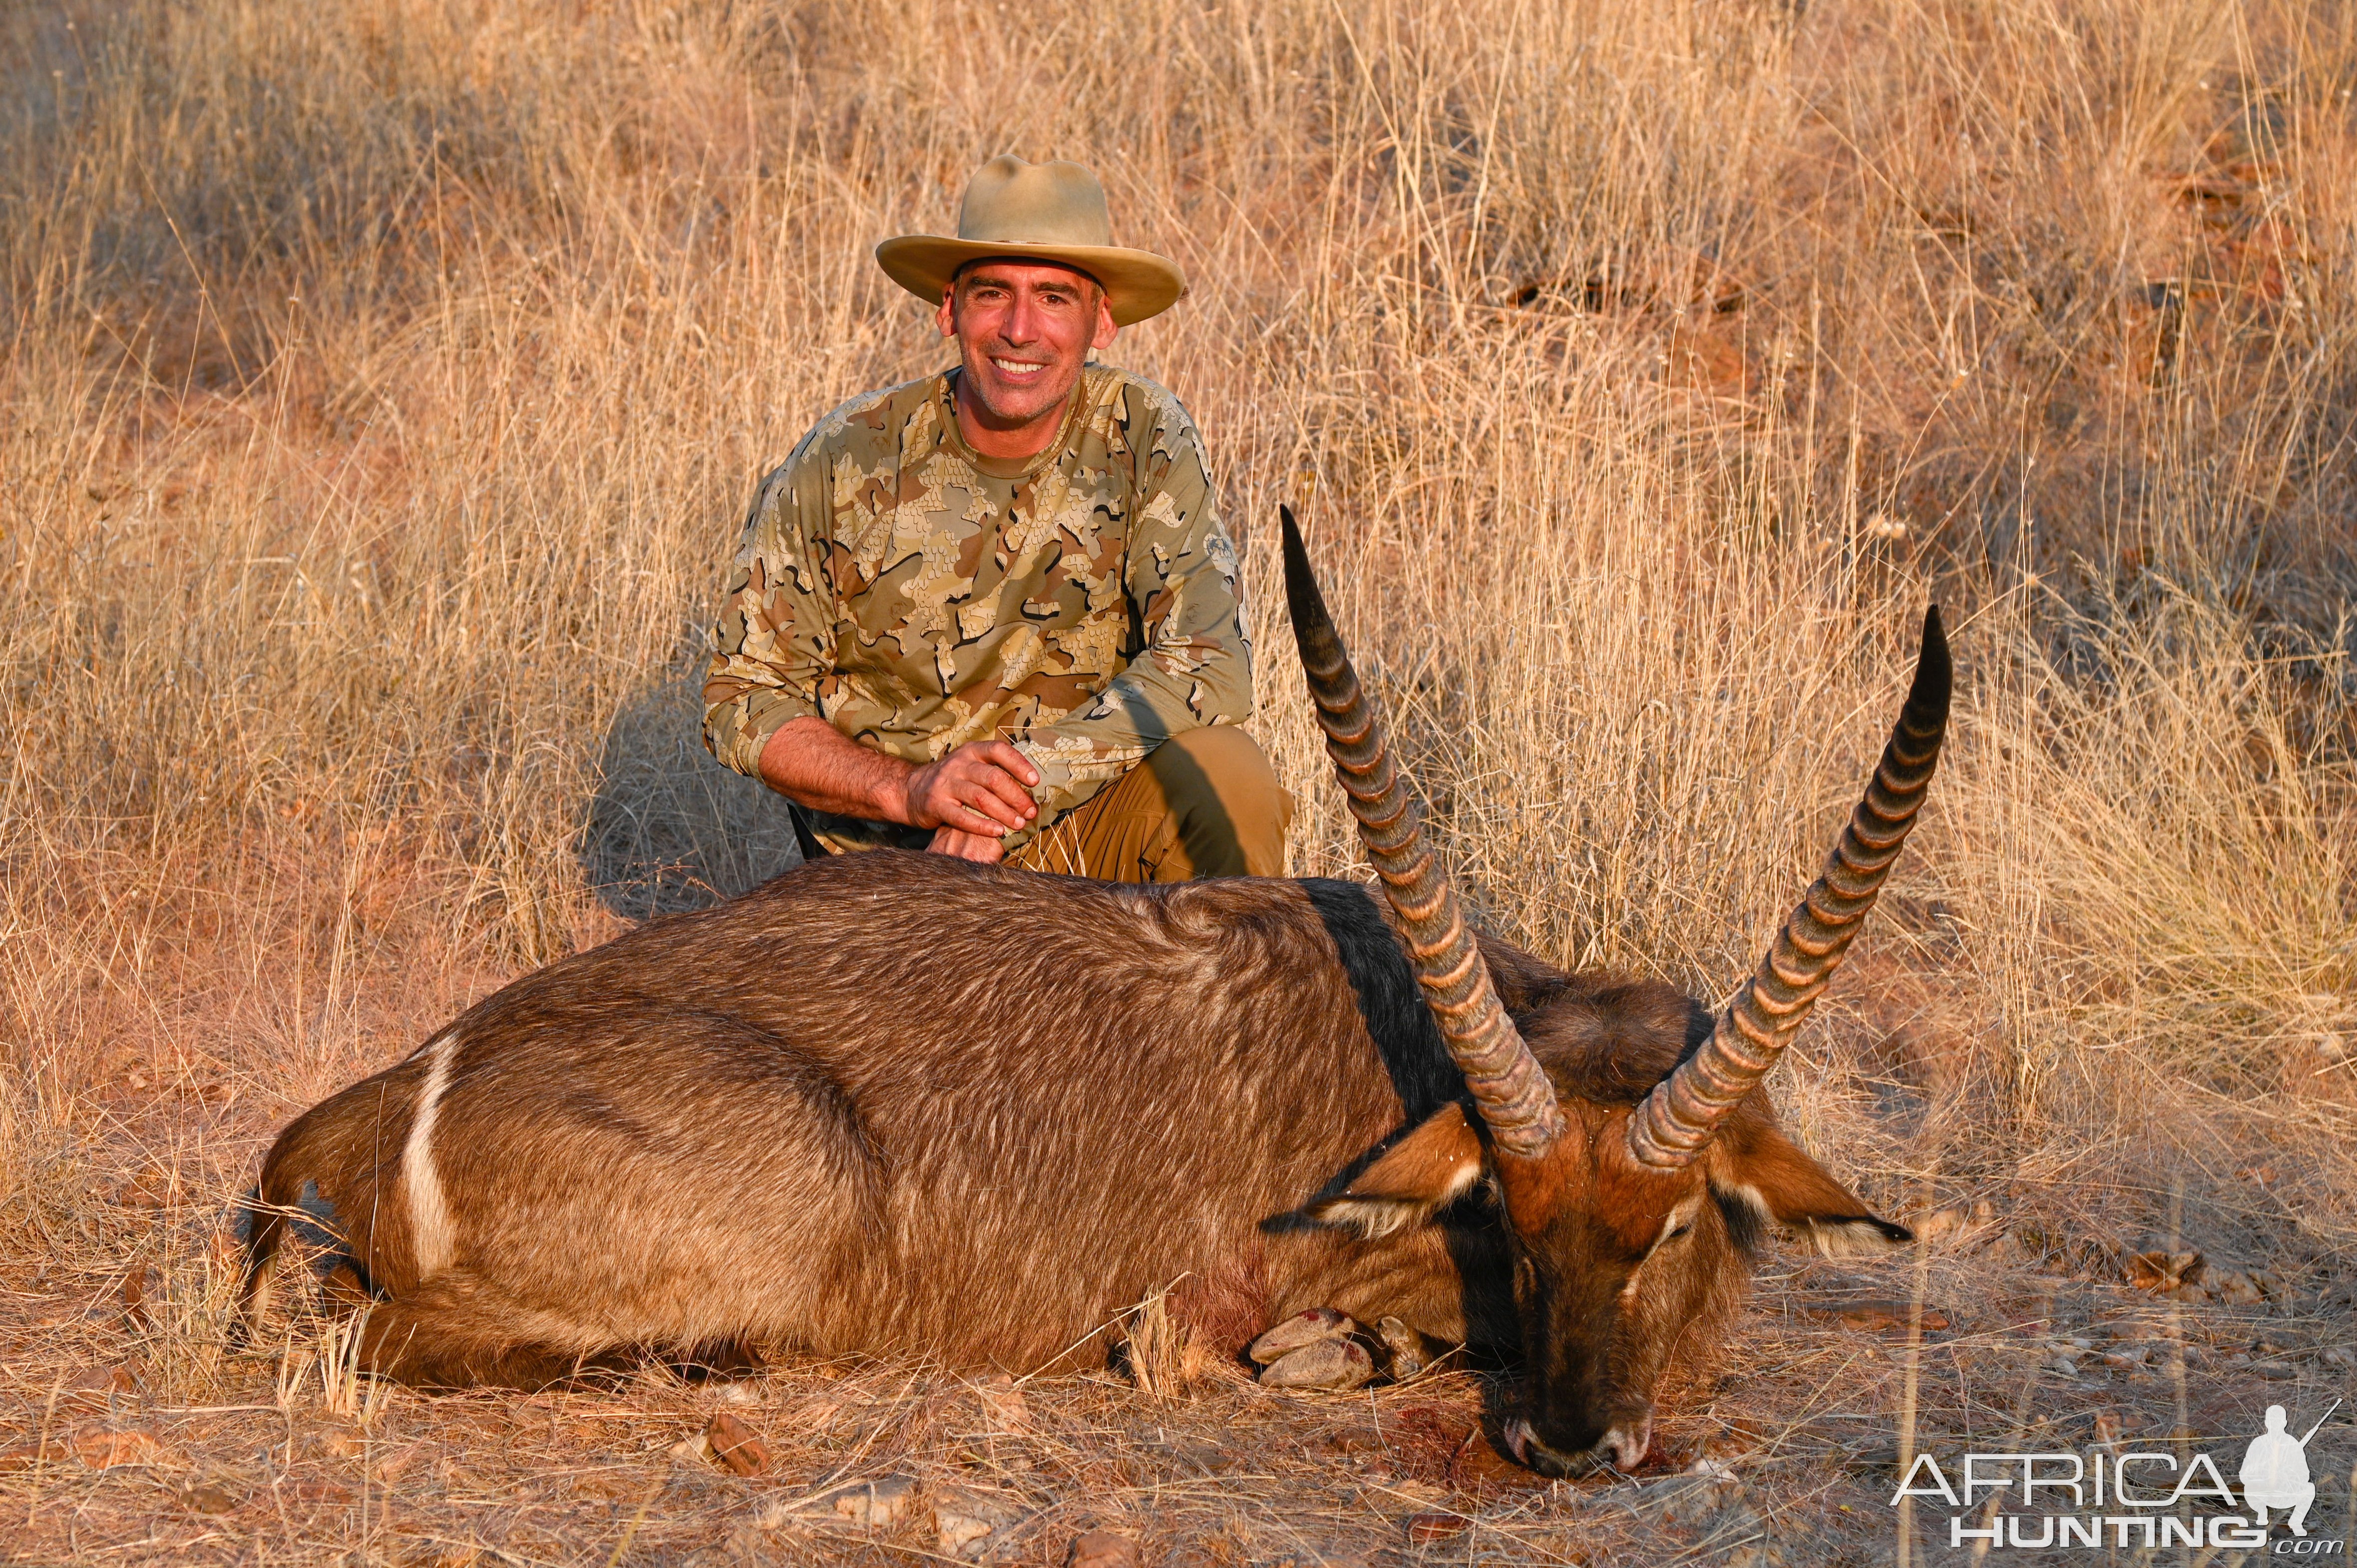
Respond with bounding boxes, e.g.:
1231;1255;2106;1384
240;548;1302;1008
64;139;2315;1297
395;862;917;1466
999;292;1042;345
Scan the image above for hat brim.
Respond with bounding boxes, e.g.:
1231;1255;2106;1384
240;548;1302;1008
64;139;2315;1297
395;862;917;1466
874;236;1188;327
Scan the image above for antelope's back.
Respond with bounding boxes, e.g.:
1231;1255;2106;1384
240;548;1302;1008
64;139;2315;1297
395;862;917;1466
260;851;1452;1364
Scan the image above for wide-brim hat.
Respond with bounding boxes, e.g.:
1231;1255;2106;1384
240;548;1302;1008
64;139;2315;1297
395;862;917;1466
875;156;1187;328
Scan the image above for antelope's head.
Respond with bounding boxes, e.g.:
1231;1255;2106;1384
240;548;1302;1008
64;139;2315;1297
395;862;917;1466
1281;507;1949;1475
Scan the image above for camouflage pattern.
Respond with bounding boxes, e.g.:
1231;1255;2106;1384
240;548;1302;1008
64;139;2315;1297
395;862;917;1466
703;364;1252;855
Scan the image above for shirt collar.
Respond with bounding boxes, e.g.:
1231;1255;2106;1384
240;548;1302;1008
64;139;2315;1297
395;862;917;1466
936;365;1096;481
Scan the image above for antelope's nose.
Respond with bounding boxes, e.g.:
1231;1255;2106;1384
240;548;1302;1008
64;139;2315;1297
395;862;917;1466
1597;1417;1651;1471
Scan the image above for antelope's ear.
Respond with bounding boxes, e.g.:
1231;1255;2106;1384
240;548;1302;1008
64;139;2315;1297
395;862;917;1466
1311;1103;1486;1239
1709;1120;1913;1257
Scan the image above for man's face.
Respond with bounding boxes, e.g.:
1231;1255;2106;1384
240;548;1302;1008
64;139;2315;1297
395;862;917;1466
936;260;1118;450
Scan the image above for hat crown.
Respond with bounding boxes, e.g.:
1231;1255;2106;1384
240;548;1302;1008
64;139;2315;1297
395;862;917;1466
956;155;1113;249
874;156;1185;326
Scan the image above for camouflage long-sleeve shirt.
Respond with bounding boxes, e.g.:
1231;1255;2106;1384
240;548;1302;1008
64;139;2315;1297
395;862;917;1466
703;364;1253;855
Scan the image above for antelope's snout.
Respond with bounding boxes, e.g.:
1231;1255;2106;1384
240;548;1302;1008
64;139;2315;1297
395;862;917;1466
1502;1412;1652;1477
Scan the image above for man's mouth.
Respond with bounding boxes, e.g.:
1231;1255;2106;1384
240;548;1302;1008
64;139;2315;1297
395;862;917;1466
990;358;1050;380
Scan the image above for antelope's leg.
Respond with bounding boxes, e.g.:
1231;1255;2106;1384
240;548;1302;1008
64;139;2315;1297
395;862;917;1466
358;1272;621;1390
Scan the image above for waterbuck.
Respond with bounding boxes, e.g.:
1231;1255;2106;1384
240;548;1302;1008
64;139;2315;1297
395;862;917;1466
241;507;1949;1475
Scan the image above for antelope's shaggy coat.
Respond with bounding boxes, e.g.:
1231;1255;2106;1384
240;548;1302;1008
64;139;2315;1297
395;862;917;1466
247;857;1727;1385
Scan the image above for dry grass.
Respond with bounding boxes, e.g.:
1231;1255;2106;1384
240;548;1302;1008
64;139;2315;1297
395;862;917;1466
2;0;2354;1561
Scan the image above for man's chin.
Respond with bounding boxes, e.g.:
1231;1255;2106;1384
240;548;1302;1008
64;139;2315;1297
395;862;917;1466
959;367;1081;432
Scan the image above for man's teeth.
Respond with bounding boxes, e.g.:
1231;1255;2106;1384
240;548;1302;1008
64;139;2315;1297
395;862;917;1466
992;359;1047;376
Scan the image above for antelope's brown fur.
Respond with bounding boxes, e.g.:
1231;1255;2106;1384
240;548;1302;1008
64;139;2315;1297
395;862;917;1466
242;853;1871;1390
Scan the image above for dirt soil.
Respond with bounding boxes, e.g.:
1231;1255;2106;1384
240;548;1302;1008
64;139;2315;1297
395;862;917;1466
4;1178;2348;1565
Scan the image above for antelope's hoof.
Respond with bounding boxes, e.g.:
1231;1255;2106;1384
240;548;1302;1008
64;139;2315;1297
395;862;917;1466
1258;1336;1375;1391
1246;1307;1356;1365
1375;1315;1432;1379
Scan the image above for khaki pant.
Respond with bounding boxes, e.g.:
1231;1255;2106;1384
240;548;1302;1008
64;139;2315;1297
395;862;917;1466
1010;726;1293;882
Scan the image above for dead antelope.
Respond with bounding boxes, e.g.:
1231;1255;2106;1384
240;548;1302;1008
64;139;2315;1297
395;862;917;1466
241;507;1949;1476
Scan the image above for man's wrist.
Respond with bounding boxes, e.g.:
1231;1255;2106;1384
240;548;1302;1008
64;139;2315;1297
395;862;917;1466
891;758;929;828
758;716;921;825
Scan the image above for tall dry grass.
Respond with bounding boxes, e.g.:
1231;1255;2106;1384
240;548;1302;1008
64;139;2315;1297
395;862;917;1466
2;0;2354;1341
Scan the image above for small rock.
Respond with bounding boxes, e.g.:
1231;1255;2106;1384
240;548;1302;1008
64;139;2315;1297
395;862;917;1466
114;1174;172;1209
2211;1270;2265;1305
2321;1346;2356;1371
2126;1249;2204;1294
933;1484;1021;1559
2097;1346;2151;1370
829;1473;919;1528
668;1431;716;1465
704;1412;771;1477
2249;1361;2300;1381
1912;1207;1974;1244
1258;1336;1374;1391
122;1267;151;1331
570;1472;637;1500
973;1373;1029;1431
73;1427;162;1469
61;1364;140;1411
177;1480;241;1515
2045;1355;2079;1378
938;1513;993;1558
786;1396;842;1432
376;1442;428;1484
1066;1530;1138;1568
1247;1306;1356;1364
715;1381;762;1406
1405;1512;1471;1543
1375;1317;1429;1379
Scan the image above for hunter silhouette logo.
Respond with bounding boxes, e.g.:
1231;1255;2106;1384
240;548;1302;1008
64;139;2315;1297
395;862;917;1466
1891;1398;2344;1552
2242;1402;2336;1536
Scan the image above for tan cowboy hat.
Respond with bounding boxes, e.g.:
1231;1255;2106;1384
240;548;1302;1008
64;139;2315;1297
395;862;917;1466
875;156;1188;327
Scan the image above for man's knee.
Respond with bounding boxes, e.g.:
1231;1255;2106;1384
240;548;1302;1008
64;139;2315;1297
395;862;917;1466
1148;726;1289;830
1145;726;1293;877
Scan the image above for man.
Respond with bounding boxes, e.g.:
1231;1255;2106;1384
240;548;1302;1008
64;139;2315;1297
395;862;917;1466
704;155;1289;881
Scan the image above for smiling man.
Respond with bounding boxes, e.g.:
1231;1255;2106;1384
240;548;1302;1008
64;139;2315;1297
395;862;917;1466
703;156;1288;880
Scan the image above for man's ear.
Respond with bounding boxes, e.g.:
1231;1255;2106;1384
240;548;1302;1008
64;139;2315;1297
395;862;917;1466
1310;1103;1486;1239
1090;288;1118;351
936;287;958;337
1708;1120;1913;1257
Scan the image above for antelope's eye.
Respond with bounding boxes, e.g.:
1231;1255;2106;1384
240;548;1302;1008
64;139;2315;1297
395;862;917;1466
1664;1221;1695;1242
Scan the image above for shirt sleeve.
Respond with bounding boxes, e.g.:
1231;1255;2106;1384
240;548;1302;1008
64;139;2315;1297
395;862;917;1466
702;450;839;779
1007;390;1254;845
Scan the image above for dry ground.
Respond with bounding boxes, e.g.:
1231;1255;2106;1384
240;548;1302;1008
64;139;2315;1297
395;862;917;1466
4;0;2355;1561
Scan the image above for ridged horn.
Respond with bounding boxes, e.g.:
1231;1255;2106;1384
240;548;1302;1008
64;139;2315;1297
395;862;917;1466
1626;606;1953;1169
1281;506;1565;1160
